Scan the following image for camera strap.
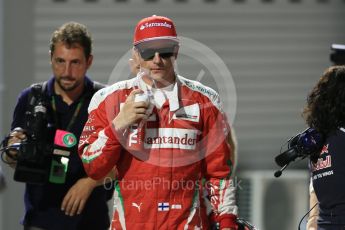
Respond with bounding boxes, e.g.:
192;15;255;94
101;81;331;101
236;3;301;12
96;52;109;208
49;81;104;131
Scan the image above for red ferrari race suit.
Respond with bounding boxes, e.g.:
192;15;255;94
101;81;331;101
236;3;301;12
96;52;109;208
78;75;238;229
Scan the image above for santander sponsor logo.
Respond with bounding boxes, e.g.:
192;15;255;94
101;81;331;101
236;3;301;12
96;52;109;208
128;124;139;146
144;128;199;150
140;22;172;31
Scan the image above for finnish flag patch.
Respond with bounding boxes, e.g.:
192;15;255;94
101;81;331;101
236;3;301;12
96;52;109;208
158;202;169;211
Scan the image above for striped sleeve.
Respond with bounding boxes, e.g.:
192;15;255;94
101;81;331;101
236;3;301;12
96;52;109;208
78;88;122;180
202;96;238;229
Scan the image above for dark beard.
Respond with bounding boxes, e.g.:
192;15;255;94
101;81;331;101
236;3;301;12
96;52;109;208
56;77;79;92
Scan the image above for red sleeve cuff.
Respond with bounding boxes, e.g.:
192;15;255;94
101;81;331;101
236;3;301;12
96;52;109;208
218;213;237;229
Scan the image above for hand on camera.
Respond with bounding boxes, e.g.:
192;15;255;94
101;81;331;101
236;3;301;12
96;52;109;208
5;127;26;166
112;89;149;131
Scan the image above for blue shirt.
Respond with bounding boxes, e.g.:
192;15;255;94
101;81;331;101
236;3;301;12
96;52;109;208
312;128;345;225
11;77;112;230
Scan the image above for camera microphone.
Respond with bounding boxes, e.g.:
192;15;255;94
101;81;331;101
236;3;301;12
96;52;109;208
274;128;324;177
275;147;299;167
274;164;289;178
28;84;48;142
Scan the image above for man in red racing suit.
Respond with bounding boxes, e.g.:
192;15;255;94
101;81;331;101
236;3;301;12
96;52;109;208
78;15;238;230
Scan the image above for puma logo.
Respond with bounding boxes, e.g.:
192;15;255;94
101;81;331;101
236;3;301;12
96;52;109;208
132;202;142;212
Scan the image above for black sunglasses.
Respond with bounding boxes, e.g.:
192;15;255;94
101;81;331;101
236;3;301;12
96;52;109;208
137;46;176;61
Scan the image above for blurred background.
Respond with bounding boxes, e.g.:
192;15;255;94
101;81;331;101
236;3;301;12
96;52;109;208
0;0;344;229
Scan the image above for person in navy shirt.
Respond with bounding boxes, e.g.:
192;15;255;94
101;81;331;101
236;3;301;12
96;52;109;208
4;22;112;230
303;66;345;230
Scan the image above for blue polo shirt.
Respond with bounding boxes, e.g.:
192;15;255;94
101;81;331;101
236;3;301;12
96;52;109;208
11;77;112;230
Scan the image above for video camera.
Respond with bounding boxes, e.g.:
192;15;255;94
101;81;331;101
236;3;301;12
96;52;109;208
274;128;324;177
1;84;76;184
0;84;55;184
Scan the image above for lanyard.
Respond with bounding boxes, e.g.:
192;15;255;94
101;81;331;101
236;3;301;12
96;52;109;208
51;96;85;131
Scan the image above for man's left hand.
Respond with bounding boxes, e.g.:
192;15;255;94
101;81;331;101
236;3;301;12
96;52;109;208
61;177;98;216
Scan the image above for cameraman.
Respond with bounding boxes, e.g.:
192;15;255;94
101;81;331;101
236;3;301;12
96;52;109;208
4;22;112;230
303;66;345;230
306;45;345;230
